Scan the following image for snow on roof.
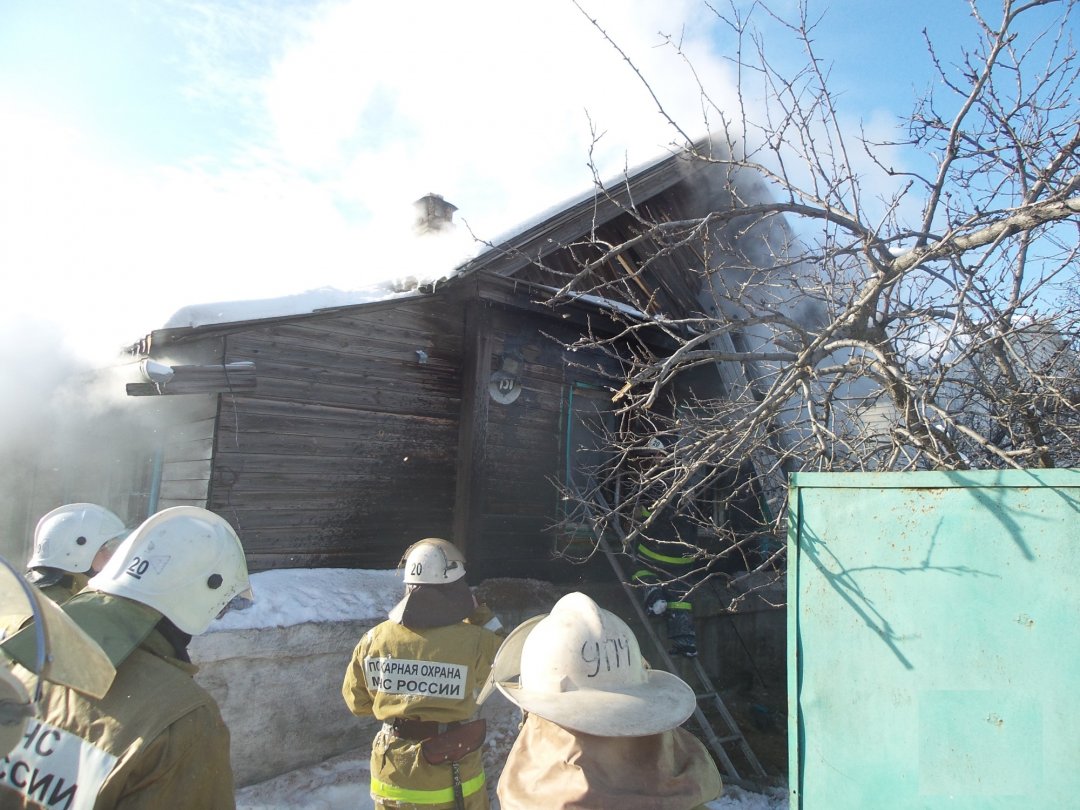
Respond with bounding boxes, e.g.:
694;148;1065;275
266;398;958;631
163;284;412;330
479;145;694;249
208;567;403;632
154;145;705;334
531;283;651;320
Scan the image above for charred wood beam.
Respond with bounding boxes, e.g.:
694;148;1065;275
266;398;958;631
452;299;493;558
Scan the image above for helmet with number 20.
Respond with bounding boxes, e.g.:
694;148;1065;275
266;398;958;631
89;506;251;635
400;538;466;585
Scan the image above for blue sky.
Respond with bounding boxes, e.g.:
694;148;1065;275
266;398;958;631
0;0;1043;361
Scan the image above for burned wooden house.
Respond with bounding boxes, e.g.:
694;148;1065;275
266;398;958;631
112;147;767;579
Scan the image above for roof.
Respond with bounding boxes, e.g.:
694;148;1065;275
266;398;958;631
123;140;718;353
459;144;706;278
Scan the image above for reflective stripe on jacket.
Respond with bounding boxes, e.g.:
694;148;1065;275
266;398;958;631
369;728;488;808
636;543;696;567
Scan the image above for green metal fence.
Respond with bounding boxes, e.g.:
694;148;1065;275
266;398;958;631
788;470;1080;809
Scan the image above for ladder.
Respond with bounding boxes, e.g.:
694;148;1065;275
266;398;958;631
578;491;769;785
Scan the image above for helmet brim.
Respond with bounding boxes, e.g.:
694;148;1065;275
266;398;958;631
477;613;546;704
495;669;696;737
24;567;65;587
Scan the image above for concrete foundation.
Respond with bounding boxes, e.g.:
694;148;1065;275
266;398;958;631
191;618;378;788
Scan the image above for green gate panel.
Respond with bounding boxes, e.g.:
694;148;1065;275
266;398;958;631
787;470;1080;809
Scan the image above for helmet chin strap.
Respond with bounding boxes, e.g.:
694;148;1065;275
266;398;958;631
153;617;193;663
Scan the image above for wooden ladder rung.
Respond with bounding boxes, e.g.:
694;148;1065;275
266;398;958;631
713;733;744;744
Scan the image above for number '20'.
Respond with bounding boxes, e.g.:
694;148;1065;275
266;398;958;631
126;557;150;579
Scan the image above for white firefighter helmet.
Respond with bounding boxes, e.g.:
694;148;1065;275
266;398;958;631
400;538;466;585
493;592;696;736
388;539;473;627
88;506;251;635
28;503;126;574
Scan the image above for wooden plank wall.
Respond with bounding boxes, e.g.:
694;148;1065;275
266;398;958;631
207;300;463;571
155;399;217;511
146;337;229;516
471;306;620;581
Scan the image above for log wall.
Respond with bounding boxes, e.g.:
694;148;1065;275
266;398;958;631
204;299;464;571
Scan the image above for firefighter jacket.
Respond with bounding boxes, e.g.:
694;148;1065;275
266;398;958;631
1;601;234;810
38;573;89;606
0;574;88;641
342;618;502;809
497;713;723;810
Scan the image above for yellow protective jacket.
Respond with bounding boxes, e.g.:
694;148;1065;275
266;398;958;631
2;627;235;809
342;618;502;809
497;714;723;810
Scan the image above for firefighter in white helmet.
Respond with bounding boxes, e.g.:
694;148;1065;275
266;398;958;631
1;504;128;639
25;503;128;605
481;591;722;809
342;538;504;809
0;506;252;809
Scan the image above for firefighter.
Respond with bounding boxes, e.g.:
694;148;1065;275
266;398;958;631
483;591;722;809
25;503;128;604
0;505;251;809
342;538;503;809
0;552;115;760
628;439;704;657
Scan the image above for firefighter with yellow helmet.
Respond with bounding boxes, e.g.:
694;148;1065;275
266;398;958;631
342;538;503;809
482;591;722;809
0;505;251;809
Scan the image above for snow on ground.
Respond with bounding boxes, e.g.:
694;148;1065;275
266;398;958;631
208;568;404;631
222;567;789;808
235;749;788;810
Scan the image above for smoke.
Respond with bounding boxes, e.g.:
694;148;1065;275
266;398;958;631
0;317;163;561
0;0;921;557
0;1;741;363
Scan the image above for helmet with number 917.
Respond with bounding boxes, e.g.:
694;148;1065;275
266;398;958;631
491;591;696;736
88;506;251;635
28;503;126;574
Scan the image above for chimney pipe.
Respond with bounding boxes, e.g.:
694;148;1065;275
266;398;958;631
413;193;457;234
